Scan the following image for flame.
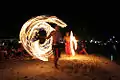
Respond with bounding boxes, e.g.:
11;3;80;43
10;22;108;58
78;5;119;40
70;31;77;56
19;15;67;61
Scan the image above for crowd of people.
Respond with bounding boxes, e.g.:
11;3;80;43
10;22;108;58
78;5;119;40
0;39;30;61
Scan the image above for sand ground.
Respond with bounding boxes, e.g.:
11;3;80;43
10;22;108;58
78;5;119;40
0;54;120;80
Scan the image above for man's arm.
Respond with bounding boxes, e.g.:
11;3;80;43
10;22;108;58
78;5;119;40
46;31;56;39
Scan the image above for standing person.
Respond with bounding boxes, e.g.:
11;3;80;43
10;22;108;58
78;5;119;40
64;31;72;56
52;25;62;68
43;25;62;68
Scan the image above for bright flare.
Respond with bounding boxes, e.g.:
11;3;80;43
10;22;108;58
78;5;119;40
70;31;77;56
19;15;67;61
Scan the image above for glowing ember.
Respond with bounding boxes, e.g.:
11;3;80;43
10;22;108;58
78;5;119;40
70;31;77;56
19;15;67;61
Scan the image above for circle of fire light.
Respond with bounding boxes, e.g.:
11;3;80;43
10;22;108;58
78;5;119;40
19;15;67;61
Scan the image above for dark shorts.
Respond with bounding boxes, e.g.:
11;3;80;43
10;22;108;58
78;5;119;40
52;44;61;57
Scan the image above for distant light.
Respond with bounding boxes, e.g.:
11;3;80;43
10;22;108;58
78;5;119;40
60;41;64;43
104;43;107;45
95;41;97;43
111;54;113;61
107;41;110;43
110;38;112;41
90;40;93;43
113;45;116;50
85;40;87;42
2;42;4;46
113;36;115;38
98;41;100;43
18;41;22;43
98;44;101;45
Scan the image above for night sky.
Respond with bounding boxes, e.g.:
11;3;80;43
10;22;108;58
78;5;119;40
0;2;119;40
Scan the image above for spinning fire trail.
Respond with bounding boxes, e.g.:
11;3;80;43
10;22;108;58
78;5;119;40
19;15;67;61
19;15;77;61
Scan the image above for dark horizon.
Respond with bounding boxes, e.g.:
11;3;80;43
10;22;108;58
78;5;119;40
0;6;119;40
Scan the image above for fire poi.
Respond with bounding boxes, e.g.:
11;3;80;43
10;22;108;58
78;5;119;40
19;15;67;61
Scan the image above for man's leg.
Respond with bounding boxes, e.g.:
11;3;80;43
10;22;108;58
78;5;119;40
53;45;58;68
54;48;59;68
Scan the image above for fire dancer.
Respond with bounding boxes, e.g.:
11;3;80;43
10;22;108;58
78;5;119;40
36;25;62;68
52;25;62;68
